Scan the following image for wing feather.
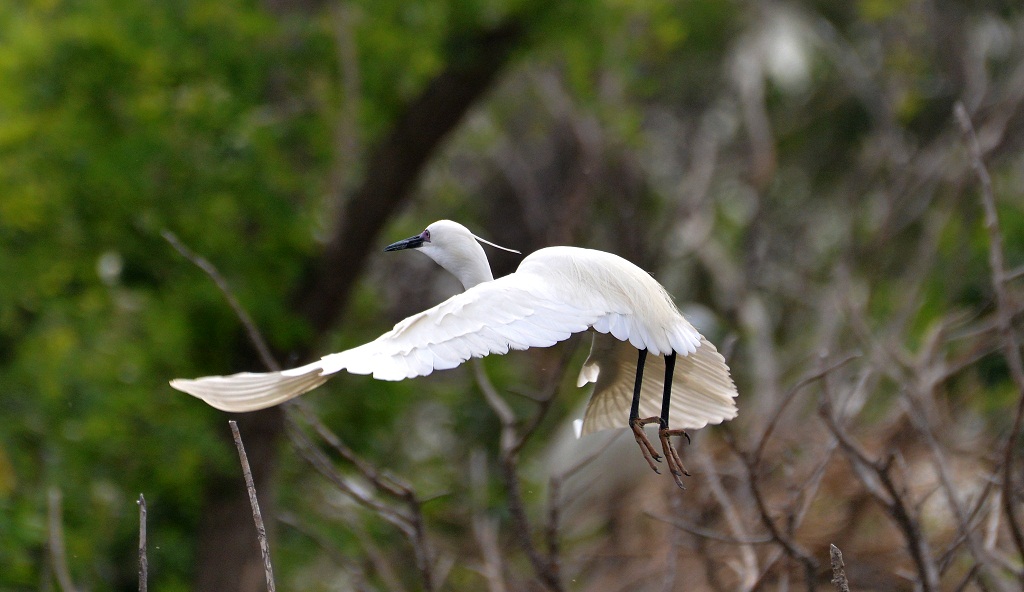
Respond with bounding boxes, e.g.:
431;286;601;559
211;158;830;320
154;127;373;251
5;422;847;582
315;274;604;381
169;367;329;412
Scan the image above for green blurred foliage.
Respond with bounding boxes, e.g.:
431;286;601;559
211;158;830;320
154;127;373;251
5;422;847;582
0;0;334;587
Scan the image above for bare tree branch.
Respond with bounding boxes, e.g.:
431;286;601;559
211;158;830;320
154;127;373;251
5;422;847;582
287;403;411;499
752;352;860;465
474;359;564;592
955;103;1024;574
163;230;280;372
741;451;819;592
902;390;1010;589
820;399;941;590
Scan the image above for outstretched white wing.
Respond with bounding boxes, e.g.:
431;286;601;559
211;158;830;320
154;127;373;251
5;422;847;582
316;273;604;380
577;332;737;435
171;272;605;411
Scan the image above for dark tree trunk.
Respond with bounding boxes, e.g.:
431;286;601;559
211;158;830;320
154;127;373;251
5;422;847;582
296;21;525;330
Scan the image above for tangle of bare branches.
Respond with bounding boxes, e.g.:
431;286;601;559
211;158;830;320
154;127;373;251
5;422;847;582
955;103;1024;577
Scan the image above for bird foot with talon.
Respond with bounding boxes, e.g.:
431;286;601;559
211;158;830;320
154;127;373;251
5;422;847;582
631;417;664;473
659;428;691;489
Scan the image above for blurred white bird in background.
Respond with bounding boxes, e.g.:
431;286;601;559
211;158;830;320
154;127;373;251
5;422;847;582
170;220;738;487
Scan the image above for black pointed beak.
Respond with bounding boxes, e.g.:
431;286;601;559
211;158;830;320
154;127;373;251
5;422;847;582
384;232;426;252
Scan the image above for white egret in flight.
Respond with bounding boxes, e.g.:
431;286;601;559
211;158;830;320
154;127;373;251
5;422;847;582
171;220;738;487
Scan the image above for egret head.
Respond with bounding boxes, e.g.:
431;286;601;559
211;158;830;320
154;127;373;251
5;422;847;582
384;220;519;290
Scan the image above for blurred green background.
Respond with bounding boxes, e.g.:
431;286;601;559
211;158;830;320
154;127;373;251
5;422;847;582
2;0;1024;590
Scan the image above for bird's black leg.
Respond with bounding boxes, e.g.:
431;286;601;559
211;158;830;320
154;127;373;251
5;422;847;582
657;352;691;489
629;349;663;473
629;348;647;424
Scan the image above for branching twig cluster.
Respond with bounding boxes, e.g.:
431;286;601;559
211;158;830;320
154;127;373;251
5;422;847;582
474;353;573;592
283;404;440;591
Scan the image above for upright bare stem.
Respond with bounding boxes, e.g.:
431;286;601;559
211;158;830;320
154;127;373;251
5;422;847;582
47;488;78;592
229;420;277;592
138;494;148;592
829;544;850;592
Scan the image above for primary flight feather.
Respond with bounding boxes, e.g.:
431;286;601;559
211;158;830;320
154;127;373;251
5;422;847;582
171;220;738;487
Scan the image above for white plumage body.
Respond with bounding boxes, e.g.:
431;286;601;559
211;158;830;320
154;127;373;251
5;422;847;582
170;222;738;435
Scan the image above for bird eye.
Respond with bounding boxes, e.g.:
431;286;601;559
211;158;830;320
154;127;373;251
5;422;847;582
422;229;431;242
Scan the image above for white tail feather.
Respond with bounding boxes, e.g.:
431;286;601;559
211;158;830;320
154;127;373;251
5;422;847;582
577;334;737;436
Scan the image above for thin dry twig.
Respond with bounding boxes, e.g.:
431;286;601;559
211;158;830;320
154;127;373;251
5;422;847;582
138;494;148;592
955;103;1024;573
752;352;860;465
287;403;411;499
285;420;412;531
162;230;280;372
47;488;78;592
229;420;277;592
277;512;371;591
829;544;851;592
646;513;773;545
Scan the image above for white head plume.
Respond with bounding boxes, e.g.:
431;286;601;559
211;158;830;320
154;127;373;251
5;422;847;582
472;233;520;254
